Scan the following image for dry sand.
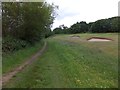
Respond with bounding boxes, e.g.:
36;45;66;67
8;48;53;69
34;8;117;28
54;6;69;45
88;38;111;42
87;37;112;42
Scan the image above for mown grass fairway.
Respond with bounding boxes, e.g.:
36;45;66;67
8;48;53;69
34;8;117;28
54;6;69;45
3;33;118;88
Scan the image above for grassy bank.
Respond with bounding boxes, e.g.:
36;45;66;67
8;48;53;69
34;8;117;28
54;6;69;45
3;40;44;74
4;33;118;88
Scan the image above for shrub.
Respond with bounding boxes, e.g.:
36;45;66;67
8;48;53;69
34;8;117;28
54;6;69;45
2;36;29;54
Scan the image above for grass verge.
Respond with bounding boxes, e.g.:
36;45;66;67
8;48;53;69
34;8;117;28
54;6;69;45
3;40;44;74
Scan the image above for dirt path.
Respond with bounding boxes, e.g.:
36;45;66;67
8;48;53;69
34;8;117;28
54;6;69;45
1;41;47;86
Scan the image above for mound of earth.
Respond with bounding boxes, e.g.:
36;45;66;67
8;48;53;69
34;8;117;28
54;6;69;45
71;35;80;39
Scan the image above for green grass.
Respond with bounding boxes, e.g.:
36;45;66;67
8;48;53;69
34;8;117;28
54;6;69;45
4;33;118;88
3;40;44;74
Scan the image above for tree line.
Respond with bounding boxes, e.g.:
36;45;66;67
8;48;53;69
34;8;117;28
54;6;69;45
53;16;120;34
2;2;56;53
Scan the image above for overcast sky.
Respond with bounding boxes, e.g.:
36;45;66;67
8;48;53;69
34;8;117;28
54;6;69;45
46;0;119;30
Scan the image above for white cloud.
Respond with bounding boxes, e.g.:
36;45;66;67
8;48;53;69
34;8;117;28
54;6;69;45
46;0;119;30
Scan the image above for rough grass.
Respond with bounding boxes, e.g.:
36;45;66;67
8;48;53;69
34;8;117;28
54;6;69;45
3;33;118;88
3;40;44;75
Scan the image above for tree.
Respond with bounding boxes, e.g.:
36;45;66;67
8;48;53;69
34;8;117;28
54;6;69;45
90;19;110;33
90;17;119;33
2;2;57;53
53;24;69;34
110;17;119;32
53;27;63;34
69;21;88;34
79;21;88;33
2;2;56;43
53;16;119;34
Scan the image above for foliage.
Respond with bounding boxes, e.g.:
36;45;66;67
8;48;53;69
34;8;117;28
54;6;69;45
70;21;88;34
89;19;111;33
2;2;56;53
53;25;69;34
90;17;119;33
53;16;120;34
2;36;29;54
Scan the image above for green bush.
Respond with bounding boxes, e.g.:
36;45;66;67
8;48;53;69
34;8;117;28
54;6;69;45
2;36;29;54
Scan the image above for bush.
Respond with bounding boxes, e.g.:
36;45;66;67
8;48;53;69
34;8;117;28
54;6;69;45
2;36;29;54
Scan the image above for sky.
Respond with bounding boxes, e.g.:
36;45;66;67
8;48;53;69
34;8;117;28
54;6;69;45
46;0;119;30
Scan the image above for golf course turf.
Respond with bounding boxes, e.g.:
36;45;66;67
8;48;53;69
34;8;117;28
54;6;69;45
3;33;118;88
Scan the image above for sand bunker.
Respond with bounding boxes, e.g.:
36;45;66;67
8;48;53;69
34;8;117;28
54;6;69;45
87;37;112;42
71;35;80;39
